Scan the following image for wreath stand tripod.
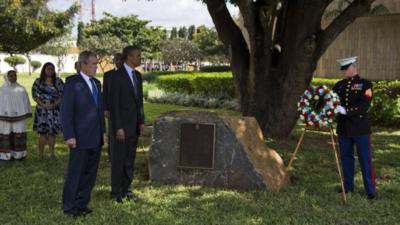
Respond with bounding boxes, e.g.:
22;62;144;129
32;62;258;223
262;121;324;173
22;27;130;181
287;126;347;202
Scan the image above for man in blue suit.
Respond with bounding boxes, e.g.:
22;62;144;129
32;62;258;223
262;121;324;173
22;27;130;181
61;51;104;217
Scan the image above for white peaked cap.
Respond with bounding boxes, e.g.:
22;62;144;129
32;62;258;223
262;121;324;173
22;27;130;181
336;56;358;66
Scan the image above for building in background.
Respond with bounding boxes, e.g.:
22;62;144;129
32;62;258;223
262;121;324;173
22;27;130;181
316;0;400;80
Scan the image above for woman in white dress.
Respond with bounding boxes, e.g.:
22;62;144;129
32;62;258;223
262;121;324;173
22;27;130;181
0;70;32;160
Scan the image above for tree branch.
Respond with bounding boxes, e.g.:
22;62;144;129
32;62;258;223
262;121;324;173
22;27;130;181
204;0;244;47
235;0;255;40
316;0;375;58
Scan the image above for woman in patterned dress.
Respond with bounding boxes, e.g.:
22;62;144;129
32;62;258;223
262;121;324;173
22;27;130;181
32;62;64;159
0;70;32;160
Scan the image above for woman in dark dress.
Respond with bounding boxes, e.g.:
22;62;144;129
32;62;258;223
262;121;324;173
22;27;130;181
32;62;64;159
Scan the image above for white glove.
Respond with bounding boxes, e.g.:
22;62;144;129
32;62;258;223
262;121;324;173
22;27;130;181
337;105;347;115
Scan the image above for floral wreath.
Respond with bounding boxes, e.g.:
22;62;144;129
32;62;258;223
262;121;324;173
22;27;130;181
297;85;340;128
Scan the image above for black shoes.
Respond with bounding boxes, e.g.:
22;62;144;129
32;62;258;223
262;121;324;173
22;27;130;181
367;193;377;200
125;192;139;202
337;188;353;194
64;207;93;218
64;210;82;218
113;196;123;203
79;207;93;215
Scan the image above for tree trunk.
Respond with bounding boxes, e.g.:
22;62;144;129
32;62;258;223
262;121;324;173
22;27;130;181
205;0;374;138
25;53;32;76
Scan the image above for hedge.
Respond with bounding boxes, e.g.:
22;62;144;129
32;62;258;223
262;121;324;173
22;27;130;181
155;72;400;126
200;65;231;72
156;72;234;98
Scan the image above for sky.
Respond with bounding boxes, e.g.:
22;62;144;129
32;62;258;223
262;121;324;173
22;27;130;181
48;0;239;28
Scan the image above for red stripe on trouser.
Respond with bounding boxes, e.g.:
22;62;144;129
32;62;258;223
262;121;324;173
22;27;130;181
368;135;377;192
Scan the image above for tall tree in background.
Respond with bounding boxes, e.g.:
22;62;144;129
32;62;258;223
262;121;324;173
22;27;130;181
0;0;77;53
161;39;201;66
170;27;178;39
193;26;227;64
188;25;196;40
37;31;74;74
200;0;377;137
80;35;127;72
78;13;166;71
178;26;188;39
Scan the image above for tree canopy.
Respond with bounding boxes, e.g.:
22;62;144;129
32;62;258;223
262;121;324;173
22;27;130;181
78;13;166;64
0;0;78;54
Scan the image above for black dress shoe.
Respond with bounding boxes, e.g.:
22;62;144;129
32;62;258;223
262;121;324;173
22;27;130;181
337;188;353;194
367;193;377;200
64;210;81;218
79;207;93;215
113;196;123;203
124;192;139;202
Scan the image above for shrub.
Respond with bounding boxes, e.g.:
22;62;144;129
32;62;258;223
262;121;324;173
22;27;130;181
4;55;26;69
30;61;42;72
191;74;235;98
142;82;157;99
156;72;234;98
146;88;238;110
311;77;339;88
369;80;400;127
142;71;194;83
200;65;231;72
157;74;194;94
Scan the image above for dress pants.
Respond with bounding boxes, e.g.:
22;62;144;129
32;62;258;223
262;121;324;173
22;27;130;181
107;118;114;161
111;135;138;198
339;135;376;195
62;147;101;213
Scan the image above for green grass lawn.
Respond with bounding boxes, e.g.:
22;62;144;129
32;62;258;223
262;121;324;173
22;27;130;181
0;74;399;225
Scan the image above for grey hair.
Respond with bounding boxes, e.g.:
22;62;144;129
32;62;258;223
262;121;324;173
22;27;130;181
78;50;97;65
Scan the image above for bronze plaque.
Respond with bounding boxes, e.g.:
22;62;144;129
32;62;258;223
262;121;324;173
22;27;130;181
178;123;215;169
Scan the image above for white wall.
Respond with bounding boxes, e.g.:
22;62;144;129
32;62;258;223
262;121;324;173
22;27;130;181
0;53;79;74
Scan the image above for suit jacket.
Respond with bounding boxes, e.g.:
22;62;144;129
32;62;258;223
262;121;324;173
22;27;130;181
110;66;144;137
103;69;115;111
61;74;105;149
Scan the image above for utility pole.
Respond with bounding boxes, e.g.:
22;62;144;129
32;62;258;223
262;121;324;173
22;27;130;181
91;0;95;21
75;0;82;22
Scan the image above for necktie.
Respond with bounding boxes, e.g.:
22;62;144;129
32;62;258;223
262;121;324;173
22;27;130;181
90;78;99;107
131;70;139;97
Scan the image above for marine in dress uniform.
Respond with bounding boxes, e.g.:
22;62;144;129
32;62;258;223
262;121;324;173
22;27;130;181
333;56;376;199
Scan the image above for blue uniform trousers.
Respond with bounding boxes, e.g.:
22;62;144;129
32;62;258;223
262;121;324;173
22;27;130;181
62;147;101;213
338;135;376;195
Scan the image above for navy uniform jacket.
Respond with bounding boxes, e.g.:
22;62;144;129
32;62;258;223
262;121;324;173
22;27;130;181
61;74;105;149
333;75;373;137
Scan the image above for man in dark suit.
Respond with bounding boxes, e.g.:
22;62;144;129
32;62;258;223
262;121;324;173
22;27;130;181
103;53;123;162
61;51;104;217
110;46;144;203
